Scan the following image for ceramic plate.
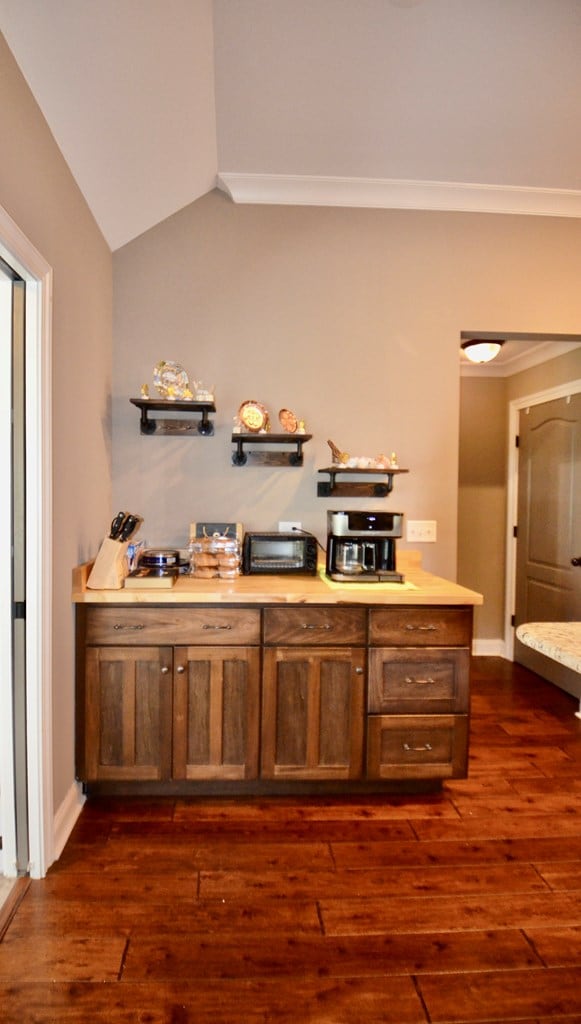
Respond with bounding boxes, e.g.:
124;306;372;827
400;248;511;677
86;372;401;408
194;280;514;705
238;400;269;432
153;361;190;399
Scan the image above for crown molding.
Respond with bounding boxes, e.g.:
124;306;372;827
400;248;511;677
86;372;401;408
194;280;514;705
216;173;581;219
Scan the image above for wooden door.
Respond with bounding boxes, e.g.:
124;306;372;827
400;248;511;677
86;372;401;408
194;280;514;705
514;393;581;691
172;646;260;780
84;646;173;781
261;647;365;780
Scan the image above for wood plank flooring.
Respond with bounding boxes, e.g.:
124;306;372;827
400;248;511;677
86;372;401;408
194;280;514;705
2;656;581;1023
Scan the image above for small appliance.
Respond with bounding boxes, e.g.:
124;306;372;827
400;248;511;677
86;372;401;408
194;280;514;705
242;532;318;575
326;510;404;583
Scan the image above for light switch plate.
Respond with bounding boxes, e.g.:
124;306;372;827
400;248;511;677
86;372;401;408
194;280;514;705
407;520;437;542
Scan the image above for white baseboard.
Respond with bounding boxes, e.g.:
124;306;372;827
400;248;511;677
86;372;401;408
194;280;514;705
472;638;507;657
52;781;85;864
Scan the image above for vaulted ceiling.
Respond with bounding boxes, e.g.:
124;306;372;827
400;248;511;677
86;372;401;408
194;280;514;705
2;0;581;252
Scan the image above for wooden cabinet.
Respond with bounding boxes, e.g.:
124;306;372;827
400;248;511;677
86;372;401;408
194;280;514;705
261;607;366;780
84;645;173;781
173;646;260;780
76;600;474;793
79;607;261;785
261;646;365;779
367;605;472;781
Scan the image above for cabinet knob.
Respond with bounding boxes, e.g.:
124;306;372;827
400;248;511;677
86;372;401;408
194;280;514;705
355;667;364;674
176;665;185;673
160;666;170;674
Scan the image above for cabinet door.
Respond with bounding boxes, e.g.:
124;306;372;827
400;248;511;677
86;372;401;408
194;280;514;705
172;647;260;780
84;646;173;781
261;647;365;779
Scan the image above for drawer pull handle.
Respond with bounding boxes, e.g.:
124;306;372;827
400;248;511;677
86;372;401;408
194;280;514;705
301;623;332;630
403;742;432;753
405;624;437;632
113;623;145;631
405;676;435;685
202;624;232;631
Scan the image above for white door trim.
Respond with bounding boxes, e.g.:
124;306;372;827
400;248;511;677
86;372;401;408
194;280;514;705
504;378;581;662
0;204;53;879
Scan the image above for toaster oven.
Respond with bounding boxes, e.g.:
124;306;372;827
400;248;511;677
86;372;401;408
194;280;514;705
242;532;318;575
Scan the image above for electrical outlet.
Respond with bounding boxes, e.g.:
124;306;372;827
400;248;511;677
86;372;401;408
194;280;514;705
278;521;301;533
406;520;437;542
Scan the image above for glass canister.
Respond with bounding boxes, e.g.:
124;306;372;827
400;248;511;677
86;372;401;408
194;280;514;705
189;531;241;579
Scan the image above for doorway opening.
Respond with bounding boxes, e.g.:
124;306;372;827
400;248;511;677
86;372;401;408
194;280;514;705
458;334;581;662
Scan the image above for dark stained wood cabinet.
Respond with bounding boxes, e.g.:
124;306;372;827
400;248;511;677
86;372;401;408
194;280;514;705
366;605;472;780
261;646;365;779
261;606;366;780
76;600;473;793
78;606;261;786
172;645;260;780
84;645;173;781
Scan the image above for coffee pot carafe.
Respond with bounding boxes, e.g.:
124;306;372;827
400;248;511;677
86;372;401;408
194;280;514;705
334;541;377;575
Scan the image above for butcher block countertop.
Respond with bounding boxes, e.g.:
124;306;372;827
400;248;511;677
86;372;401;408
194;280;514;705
72;552;483;607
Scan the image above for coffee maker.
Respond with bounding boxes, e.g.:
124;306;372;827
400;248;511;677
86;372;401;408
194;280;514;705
326;510;404;583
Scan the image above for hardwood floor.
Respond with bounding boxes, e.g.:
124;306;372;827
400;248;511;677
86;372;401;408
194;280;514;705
2;657;581;1022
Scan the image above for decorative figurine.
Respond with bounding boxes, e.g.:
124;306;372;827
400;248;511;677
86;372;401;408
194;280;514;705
327;439;349;464
194;381;215;402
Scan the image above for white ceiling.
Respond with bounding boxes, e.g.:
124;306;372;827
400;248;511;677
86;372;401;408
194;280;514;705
2;0;581;251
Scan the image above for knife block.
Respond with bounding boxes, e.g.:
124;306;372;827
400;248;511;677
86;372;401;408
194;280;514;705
87;537;130;590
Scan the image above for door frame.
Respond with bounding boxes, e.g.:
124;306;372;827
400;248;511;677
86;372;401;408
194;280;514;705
0;203;53;879
504;378;581;661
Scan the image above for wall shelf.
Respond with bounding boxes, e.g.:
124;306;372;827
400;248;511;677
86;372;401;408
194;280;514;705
317;465;409;497
232;432;312;466
130;398;215;436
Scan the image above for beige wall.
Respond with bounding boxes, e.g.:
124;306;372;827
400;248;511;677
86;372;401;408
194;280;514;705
0;34;113;809
458;348;581;645
113;190;581;612
458;378;508;642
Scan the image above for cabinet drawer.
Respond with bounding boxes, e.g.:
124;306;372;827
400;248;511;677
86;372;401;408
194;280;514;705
366;714;468;780
368;648;469;713
369;606;472;647
263;606;366;645
86;606;261;645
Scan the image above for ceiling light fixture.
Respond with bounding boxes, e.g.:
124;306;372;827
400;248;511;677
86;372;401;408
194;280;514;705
461;339;505;364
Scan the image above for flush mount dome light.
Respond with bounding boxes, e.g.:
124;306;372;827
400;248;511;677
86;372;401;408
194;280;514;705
461;338;505;364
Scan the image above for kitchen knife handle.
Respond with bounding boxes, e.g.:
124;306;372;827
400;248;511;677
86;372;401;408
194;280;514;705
110;511;128;539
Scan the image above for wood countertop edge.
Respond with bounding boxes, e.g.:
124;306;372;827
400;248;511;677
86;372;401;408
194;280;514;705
72;559;483;606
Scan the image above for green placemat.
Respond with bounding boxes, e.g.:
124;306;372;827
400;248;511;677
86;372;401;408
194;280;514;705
318;568;417;591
